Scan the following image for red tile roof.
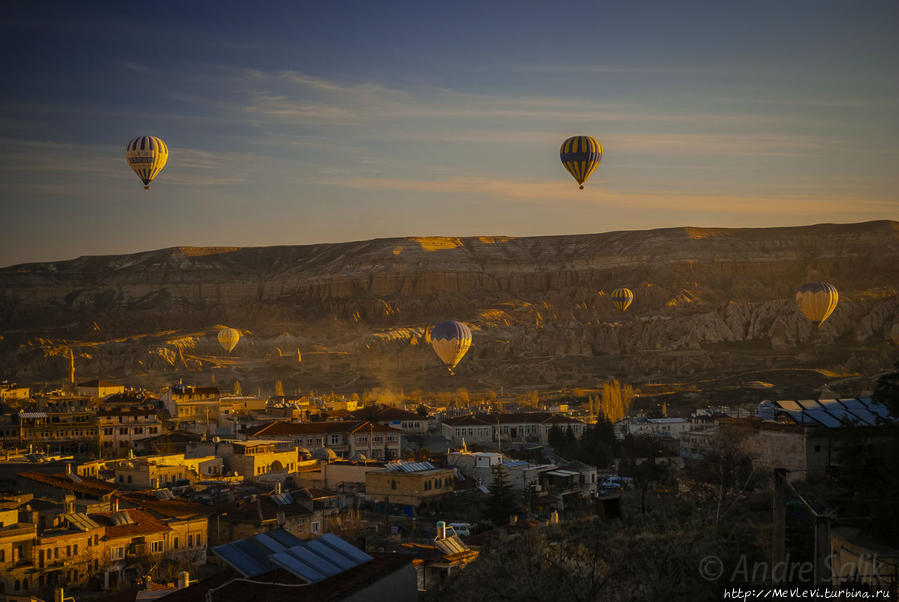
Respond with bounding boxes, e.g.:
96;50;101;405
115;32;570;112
90;508;172;539
250;420;400;437
443;412;583;426
19;471;119;497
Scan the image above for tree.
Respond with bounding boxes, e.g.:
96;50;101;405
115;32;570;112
485;464;519;526
873;360;899;417
827;362;899;546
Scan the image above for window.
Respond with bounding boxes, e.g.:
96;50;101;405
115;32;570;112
0;549;4;562
54;547;59;559
814;445;822;453
120;427;128;435
110;547;124;560
127;475;132;483
67;545;71;556
311;521;320;534
152;540;164;553
73;544;78;555
196;534;202;546
174;537;179;549
330;435;340;445
188;534;193;547
424;480;431;490
391;480;396;490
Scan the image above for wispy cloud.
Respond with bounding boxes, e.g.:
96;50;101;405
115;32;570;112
336;175;897;218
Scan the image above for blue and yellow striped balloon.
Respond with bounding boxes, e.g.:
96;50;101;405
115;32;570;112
560;135;602;189
611;287;634;312
125;136;169;190
795;282;838;327
430;321;472;375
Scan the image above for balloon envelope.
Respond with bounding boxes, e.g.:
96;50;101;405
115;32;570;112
126;136;169;189
890;323;899;345
430;321;472;374
218;327;240;353
560;135;602;189
611;287;634;312
795;282;838;327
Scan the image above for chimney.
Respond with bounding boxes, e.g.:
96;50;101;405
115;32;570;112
112;497;119;513
436;521;446;539
176;571;190;589
65;463;72;475
276;481;282;495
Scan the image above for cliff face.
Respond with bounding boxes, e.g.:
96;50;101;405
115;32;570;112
1;221;898;395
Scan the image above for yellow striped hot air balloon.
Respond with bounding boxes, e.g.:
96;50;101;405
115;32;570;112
610;287;634;312
125;136;169;190
560;135;602;189
217;327;240;353
795;282;838;327
430;321;472;375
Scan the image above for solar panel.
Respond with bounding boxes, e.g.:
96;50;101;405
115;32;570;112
302;540;357;571
818;399;869;426
270;551;327;583
63;513;100;532
266;529;304;549
794;400;842;428
271;492;294;506
835;398;879;426
111;511;134;525
153;489;175;500
319;533;374;564
860;398;891;420
286;544;343;575
232;539;277;573
253;532;287;553
774;400;809;424
435;534;468;555
213;544;269;577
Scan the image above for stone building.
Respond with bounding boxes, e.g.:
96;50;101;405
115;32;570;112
365;461;454;507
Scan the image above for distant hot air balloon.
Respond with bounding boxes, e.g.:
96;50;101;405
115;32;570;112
560;135;602;189
890;323;899;345
218;327;240;353
611;287;634;312
430;321;472;375
795;282;839;327
125;136;169;190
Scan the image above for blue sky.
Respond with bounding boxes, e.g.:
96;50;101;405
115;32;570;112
1;1;897;265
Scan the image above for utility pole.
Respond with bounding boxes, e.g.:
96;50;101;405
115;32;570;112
773;468;786;573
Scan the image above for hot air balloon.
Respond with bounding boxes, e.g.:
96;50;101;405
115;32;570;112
218;327;240;353
890;323;899;345
430;321;472;375
560;135;602;189
611;287;634;312
795;282;839;327
125;136;169;190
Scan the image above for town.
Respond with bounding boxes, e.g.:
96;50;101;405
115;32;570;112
0;372;896;600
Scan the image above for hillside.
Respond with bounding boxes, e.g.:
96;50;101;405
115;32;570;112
1;221;897;401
